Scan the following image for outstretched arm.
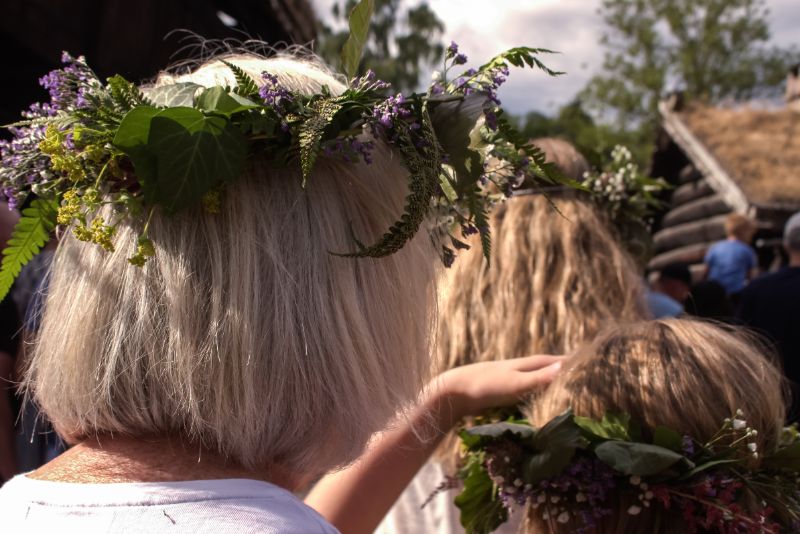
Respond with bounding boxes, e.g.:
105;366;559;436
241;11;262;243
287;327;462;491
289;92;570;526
305;355;563;534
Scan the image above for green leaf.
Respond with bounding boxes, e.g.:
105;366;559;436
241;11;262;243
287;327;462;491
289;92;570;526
144;107;247;213
455;455;508;534
195;86;261;116
106;74;148;110
114;106;248;214
299;99;344;185
0;198;57;301
221;60;260;98
463;422;535;449
653;426;683;452
595;441;686;476
340;0;374;79
574;412;633;441
522;409;586;484
145;82;203;107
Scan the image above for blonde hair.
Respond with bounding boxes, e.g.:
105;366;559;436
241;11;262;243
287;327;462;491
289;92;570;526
23;54;437;476
725;213;756;241
438;194;648;371
525;319;787;534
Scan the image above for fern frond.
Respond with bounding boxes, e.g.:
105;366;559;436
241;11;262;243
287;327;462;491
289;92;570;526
466;185;491;263
0;198;58;301
107;75;148;112
299;99;343;185
222;61;260;98
336;105;440;258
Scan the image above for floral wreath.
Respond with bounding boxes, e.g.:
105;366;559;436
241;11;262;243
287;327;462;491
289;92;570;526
448;409;800;534
0;0;571;301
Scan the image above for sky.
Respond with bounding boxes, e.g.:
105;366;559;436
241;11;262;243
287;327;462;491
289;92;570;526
309;0;799;116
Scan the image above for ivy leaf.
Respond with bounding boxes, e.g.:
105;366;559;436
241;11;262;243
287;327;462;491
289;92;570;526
0;198;57;301
195;86;261;116
145;82;203;107
113;106;160;182
114;107;248;214
455;454;508;534
340;0;374;79
221;60;260;98
462;422;535;450
595;441;686;476
144;107;247;213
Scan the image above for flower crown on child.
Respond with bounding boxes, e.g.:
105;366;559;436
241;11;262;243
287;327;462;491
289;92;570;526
0;0;573;301
448;409;800;534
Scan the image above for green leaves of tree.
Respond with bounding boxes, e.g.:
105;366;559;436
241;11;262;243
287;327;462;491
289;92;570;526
341;0;374;79
595;441;687;476
0;198;57;301
114;106;247;214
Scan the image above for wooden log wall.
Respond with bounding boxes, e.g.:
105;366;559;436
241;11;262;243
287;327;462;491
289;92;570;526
648;163;732;275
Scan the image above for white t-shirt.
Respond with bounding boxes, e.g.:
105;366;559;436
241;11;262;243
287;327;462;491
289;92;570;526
376;461;522;534
0;475;339;533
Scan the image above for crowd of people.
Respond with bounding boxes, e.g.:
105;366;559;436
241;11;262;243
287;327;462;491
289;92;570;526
0;47;798;534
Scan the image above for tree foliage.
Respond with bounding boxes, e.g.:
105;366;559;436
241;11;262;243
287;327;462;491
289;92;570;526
317;0;445;91
581;0;795;143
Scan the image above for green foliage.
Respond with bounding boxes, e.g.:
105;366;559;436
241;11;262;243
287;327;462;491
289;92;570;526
319;0;445;92
107;75;149;110
0;198;57;301
575;412;634;441
114;106;247;214
147;82;203;107
298;99;345;185
581;0;795;142
340;0;375;79
454;454;508;534
221;60;260;98
594;441;687;476
195;87;260;116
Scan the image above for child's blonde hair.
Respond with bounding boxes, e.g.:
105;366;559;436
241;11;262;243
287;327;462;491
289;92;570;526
525;319;787;533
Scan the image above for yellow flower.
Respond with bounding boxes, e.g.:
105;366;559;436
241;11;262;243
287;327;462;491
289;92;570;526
202;190;221;214
57;189;82;225
127;236;155;267
89;216;116;252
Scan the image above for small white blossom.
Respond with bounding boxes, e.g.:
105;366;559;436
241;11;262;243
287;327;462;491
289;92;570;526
557;511;570;524
575;493;587;503
628;505;642;516
431;71;442;82
629;475;642;486
732;418;747;430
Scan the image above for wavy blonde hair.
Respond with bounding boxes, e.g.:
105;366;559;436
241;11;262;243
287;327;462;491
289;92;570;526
23;55;437;476
525;319;787;534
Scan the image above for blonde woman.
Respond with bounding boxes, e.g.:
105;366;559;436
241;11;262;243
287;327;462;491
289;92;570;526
307;140;649;533
522;319;786;533
0;55;443;532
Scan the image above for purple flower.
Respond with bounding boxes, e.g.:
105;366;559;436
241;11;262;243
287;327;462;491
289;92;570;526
259;72;293;113
484;110;498;131
466;68;478;76
446;41;459;58
454;53;468;65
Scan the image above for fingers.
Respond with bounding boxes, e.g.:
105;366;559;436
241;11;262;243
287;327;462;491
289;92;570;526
511;354;567;372
510;359;563;399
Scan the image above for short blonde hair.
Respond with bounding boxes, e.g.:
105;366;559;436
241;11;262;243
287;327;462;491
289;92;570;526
525;319;786;533
23;55;437;475
725;212;756;241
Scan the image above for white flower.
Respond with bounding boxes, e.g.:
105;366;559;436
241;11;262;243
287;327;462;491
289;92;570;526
514;478;523;487
431;70;442;82
629;475;642;486
536;494;547;504
748;443;758;452
575;493;587;503
557;511;570;524
550;495;560;504
732;418;747;430
628;505;642;516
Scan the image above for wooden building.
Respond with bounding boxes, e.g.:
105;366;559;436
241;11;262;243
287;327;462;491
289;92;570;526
648;77;800;275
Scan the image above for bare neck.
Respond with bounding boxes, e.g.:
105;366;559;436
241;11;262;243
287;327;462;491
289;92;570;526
28;435;298;490
790;252;800;268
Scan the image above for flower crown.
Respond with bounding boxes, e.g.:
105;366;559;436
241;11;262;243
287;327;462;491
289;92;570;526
0;0;571;301
449;409;800;534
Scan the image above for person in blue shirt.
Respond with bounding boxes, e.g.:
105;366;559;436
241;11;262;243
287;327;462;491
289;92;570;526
703;213;758;295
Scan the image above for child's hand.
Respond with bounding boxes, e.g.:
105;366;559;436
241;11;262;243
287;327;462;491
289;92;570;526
430;355;564;426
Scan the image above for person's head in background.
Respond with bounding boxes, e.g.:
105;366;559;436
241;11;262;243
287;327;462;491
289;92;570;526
23;54;438;487
685;279;735;321
438;138;648;370
784;211;800;266
651;262;692;304
725;213;757;244
525;318;786;533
